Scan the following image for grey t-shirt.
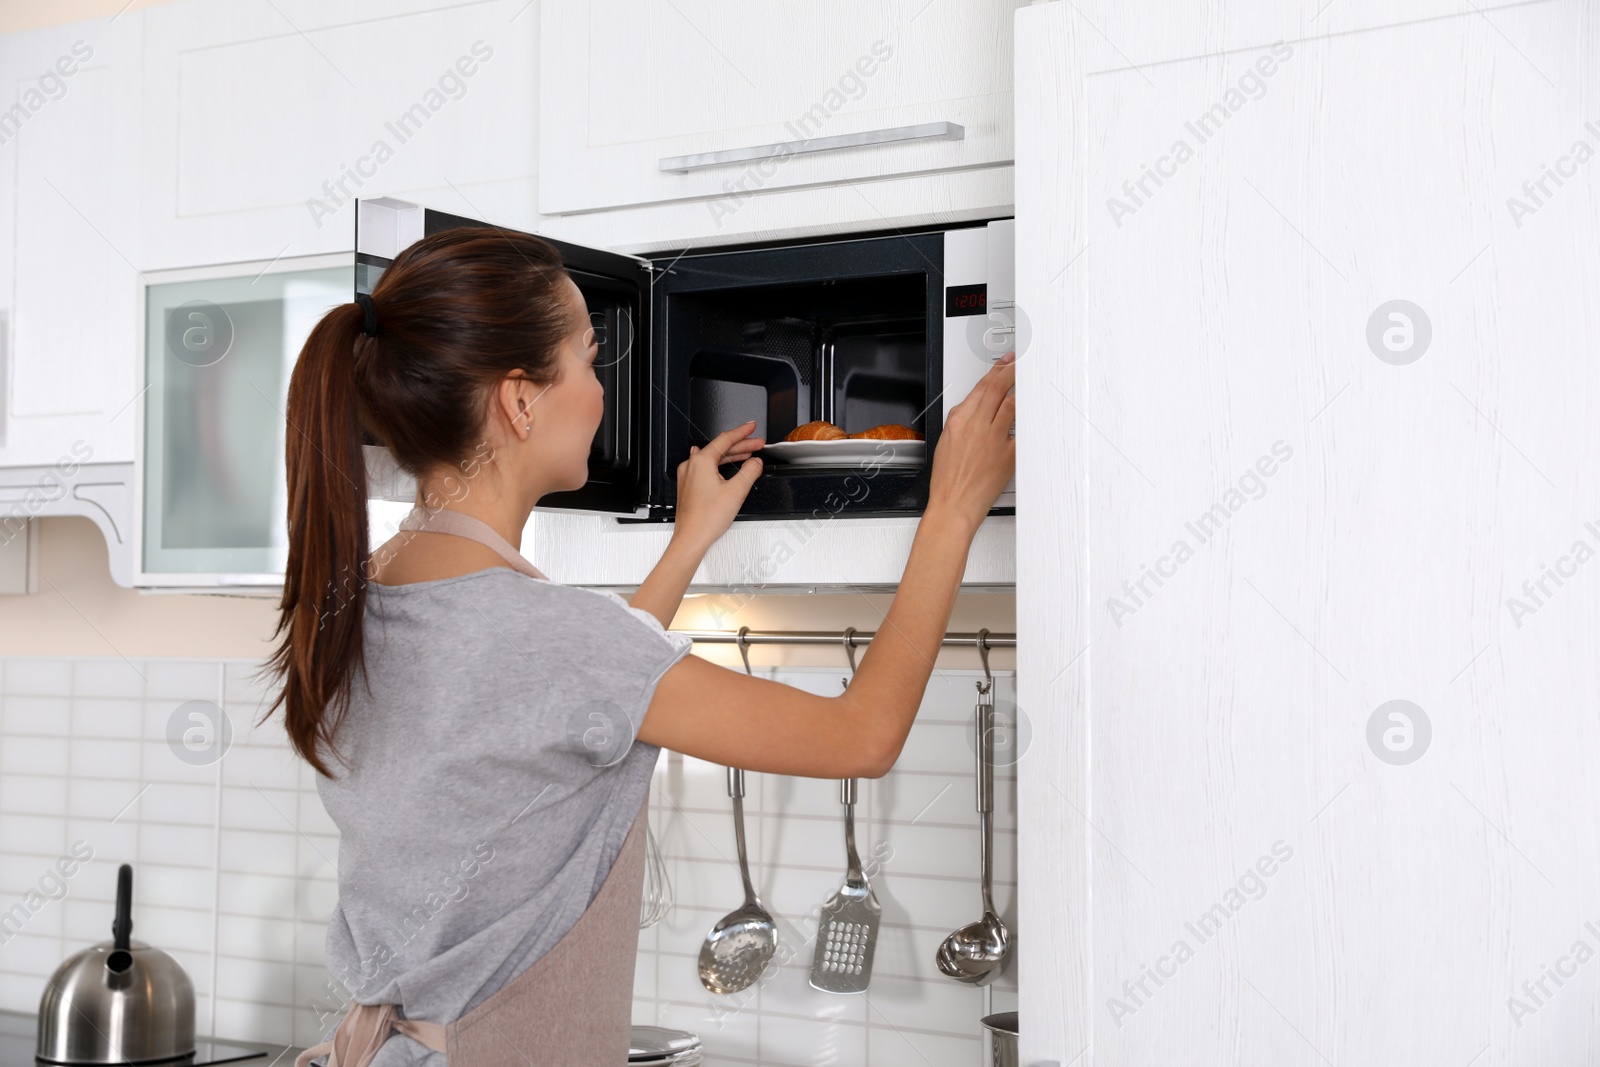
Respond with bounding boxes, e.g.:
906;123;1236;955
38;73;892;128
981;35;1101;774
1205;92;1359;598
312;568;692;1067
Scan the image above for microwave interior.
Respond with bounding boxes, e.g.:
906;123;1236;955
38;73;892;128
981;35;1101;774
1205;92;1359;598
649;231;944;519
673;275;927;446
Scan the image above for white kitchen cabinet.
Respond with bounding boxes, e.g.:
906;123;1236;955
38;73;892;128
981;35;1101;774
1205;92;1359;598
1;0;541;472
367;465;1020;588
0;460;135;586
0;515;39;594
0;15;143;469
136;253;352;588
534;165;1015;257
538;0;1022;219
529;511;1014;590
1017;1;1598;1065
137;0;539;272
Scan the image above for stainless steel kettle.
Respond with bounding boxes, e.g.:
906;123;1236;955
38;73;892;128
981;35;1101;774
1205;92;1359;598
37;864;196;1065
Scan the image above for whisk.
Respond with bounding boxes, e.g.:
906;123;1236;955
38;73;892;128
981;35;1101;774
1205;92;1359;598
639;808;673;928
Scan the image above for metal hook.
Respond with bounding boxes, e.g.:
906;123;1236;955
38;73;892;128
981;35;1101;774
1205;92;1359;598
976;628;993;695
736;625;754;676
841;625;859;689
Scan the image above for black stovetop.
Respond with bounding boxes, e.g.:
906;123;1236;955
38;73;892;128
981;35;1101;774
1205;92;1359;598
0;1011;293;1067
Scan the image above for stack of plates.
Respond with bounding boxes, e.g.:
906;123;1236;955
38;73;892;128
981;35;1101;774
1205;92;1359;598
628;1026;702;1066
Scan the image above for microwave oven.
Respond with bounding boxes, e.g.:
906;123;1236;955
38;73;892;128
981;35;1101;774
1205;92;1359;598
354;198;1015;521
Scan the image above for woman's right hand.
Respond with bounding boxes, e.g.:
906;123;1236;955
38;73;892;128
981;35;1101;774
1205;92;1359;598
928;353;1016;529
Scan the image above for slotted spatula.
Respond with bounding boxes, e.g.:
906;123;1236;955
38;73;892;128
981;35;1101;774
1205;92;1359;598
809;629;880;994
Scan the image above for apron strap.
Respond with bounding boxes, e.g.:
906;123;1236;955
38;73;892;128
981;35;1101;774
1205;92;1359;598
294;1002;447;1067
397;505;549;582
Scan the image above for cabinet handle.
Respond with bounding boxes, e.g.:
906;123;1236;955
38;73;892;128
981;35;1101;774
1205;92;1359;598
658;120;964;174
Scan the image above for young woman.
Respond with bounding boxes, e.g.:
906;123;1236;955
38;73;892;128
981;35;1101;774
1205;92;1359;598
266;226;1015;1067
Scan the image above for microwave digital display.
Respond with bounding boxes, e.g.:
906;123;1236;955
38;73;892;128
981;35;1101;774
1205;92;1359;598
945;282;987;317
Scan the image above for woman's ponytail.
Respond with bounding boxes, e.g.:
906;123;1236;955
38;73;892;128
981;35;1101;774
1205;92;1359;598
264;301;373;777
260;225;571;777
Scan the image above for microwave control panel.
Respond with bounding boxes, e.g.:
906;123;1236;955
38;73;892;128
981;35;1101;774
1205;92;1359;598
943;220;1017;507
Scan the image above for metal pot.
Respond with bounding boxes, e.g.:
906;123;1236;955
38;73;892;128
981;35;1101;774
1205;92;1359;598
37;864;195;1065
980;1011;1018;1067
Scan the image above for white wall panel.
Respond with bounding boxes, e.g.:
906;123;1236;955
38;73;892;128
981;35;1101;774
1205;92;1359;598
1017;0;1600;1063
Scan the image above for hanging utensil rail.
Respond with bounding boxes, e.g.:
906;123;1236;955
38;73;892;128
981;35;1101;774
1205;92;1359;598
682;629;1015;648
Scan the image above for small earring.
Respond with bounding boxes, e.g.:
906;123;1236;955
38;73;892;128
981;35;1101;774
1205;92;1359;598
524;424;531;432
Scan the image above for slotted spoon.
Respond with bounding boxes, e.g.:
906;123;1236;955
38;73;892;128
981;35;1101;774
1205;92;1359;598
809;628;881;994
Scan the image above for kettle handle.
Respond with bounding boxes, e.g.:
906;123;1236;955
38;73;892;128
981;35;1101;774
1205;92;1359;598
112;864;132;951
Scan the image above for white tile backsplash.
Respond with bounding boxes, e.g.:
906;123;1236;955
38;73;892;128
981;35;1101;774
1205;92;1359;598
3;660;72;696
3;696;70;736
1;737;68;776
0;814;66;855
1;774;66;815
72;661;147;700
218;871;296;917
0;658;1017;1065
134;905;213;954
139;782;219;826
136;863;217;911
2;934;67;977
69;737;140;779
140;822;217;868
213;998;293;1044
218;830;297;877
144;661;225;703
68;697;144;738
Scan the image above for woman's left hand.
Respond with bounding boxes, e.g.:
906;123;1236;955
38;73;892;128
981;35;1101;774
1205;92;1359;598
672;421;765;555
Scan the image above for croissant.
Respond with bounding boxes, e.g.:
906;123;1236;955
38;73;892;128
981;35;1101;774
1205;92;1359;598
849;424;924;441
785;420;847;442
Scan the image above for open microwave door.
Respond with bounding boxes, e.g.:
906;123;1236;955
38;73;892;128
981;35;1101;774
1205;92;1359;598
354;197;654;517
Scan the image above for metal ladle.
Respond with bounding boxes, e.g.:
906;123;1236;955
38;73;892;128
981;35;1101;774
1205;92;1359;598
935;629;1011;985
698;627;779;994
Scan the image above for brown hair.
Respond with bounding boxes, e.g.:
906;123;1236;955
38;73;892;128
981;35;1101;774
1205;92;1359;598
262;226;572;776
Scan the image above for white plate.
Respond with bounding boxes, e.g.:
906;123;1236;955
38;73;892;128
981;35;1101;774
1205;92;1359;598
629;1054;702;1067
629;1026;700;1061
761;438;925;468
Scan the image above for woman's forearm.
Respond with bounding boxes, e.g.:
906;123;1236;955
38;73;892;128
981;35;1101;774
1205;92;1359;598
630;537;703;628
844;502;979;761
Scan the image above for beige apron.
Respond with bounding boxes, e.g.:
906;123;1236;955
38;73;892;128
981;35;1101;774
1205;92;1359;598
295;506;648;1066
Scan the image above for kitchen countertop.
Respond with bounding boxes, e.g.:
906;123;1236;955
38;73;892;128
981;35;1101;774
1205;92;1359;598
0;1010;300;1067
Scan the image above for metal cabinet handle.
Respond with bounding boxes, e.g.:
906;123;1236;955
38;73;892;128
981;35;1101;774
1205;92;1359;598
659;120;964;173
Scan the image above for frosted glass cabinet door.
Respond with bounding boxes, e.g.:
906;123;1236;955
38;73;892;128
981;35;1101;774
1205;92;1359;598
141;257;352;583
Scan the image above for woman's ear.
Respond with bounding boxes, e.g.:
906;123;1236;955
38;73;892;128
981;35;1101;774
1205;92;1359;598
496;375;531;437
499;375;552;436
